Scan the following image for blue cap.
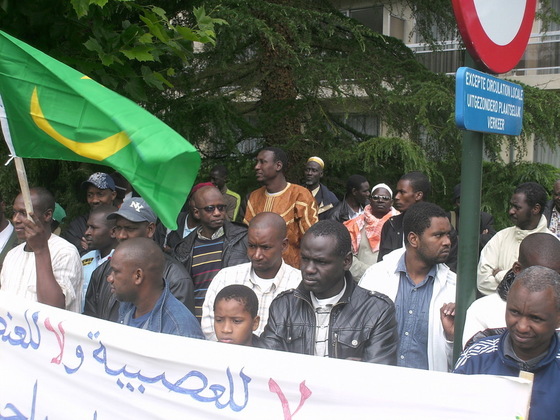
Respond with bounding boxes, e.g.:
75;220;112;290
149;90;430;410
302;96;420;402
81;172;116;191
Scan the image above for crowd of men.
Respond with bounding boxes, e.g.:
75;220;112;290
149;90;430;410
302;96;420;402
1;146;559;417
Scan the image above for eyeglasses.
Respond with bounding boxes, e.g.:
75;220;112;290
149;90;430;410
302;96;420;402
371;195;391;202
196;205;227;213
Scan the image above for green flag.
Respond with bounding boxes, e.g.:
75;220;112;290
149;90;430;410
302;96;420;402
0;30;200;230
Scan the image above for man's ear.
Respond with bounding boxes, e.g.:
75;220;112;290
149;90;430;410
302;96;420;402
512;261;523;275
531;203;541;215
414;191;424;202
110;190;117;202
275;160;283;173
192;206;201;221
146;222;156;239
43;208;53;224
134;268;143;285
281;237;288;253
407;232;419;248
343;251;352;271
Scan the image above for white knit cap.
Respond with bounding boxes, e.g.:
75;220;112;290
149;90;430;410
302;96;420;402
371;183;393;197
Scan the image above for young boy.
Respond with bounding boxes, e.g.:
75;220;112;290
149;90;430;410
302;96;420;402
213;285;261;347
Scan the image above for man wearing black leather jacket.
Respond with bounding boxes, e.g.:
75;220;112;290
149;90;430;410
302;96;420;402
260;220;398;364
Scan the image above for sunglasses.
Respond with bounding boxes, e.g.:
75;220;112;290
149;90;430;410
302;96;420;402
371;195;391;202
196;204;227;213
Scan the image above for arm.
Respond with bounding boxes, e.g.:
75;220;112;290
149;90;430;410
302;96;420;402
164;256;195;315
259;298;291;352
440;302;455;370
477;235;506;295
362;299;399;365
24;213;65;309
296;190;319;234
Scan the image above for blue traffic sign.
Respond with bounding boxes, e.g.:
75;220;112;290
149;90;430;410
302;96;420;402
455;67;523;135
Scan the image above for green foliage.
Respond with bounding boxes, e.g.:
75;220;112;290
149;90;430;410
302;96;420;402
480;161;559;230
0;0;225;101
0;0;559;229
0;0;224;221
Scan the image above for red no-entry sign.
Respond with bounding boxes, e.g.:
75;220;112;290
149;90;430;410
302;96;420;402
452;0;537;74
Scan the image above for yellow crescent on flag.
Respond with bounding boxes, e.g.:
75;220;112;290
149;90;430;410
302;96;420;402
30;87;131;161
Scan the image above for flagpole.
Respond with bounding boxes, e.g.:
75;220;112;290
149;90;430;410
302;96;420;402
14;156;33;220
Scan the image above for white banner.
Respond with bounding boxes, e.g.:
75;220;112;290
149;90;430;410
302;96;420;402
0;291;531;419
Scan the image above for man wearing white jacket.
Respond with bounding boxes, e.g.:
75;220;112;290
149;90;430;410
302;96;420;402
360;202;456;372
477;182;551;296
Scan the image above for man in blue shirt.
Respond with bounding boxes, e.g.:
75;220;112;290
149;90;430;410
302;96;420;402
360;202;456;371
455;266;560;420
108;237;203;338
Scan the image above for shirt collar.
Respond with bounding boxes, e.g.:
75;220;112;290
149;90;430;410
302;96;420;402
396;252;437;285
248;260;288;292
196;225;224;240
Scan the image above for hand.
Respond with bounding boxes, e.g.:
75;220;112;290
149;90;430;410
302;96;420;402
80;237;89;251
482;229;489;235
440;302;455;341
492;268;501;276
22;212;49;253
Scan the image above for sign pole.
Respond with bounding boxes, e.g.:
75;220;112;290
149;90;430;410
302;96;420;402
451;0;534;363
453;54;484;362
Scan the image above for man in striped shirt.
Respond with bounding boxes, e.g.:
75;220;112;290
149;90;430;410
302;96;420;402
174;186;249;320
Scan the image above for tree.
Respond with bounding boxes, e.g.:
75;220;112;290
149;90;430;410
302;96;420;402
158;0;560;205
0;0;558;219
0;0;224;216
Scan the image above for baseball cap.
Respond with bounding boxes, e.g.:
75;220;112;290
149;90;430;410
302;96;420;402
81;172;116;191
53;203;66;222
107;197;157;223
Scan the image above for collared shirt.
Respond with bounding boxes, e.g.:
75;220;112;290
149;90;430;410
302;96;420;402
200;261;302;339
0;234;83;312
310;282;346;357
311;185;320;197
81;249;114;311
395;254;436;369
347;205;364;221
197;225;224;241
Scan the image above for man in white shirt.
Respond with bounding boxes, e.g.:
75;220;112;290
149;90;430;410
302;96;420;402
201;212;301;339
1;187;83;311
477;182;552;295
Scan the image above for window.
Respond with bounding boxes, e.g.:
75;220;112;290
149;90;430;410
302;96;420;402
341;6;384;33
534;141;560;167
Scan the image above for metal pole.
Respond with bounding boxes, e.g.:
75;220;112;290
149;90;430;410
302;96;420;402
453;54;484;363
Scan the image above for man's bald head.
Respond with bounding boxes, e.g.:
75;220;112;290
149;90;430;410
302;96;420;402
193;185;224;207
192;185;225;236
28;187;55;215
249;212;287;240
246;212;288;278
114;237;165;285
518;233;560;273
